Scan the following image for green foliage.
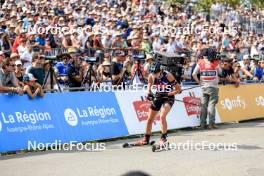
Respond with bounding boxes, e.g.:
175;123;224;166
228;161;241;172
165;0;264;11
251;0;264;9
164;0;185;4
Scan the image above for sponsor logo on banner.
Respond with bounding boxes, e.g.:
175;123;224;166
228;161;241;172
63;106;120;126
183;92;201;117
256;96;264;107
64;108;78;126
133;96;160;122
0;92;129;152
220;96;246;111
0;110;54;133
217;84;264;122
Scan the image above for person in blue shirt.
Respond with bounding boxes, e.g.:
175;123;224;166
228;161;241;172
35;34;46;50
253;60;264;81
55;54;71;85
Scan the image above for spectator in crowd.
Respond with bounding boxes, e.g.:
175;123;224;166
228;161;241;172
23;73;44;99
0;58;23;94
98;60;111;85
239;55;252;73
233;60;254;81
0;0;263;88
14;60;24;88
62;32;73;49
55;53;71;87
140;36;151;53
0;51;4;66
131;59;145;83
253;59;264;81
1;34;12;57
182;59;193;82
35;33;47;51
27;54;45;86
111;52;130;85
220;59;239;86
143;54;153;79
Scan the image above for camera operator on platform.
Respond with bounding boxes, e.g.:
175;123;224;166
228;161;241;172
192;48;222;129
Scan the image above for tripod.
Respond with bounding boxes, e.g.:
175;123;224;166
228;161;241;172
81;62;98;90
130;60;146;85
42;61;62;92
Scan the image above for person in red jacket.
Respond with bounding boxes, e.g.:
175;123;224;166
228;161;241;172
192;48;222;129
12;31;27;53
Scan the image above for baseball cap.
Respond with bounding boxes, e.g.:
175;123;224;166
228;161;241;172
10;53;19;59
15;60;22;66
145;54;153;61
243;55;249;60
23;73;37;82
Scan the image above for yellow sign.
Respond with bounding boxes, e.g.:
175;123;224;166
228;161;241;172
217;84;264;122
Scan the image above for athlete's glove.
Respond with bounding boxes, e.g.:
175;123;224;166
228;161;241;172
155;92;169;99
146;93;154;101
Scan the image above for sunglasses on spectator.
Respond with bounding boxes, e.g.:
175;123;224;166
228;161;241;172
8;64;15;67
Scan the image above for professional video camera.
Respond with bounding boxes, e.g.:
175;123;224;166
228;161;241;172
131;54;145;61
80;57;97;63
154;51;186;83
113;50;126;57
202;48;219;62
45;55;58;61
42;55;62;92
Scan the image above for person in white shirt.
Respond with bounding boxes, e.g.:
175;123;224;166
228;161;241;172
165;36;176;53
152;34;162;53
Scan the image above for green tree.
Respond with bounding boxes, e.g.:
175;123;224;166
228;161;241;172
251;0;264;9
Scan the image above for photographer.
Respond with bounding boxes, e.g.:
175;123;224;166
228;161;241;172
55;53;71;87
192;48;222;129
98;61;111;84
111;51;130;85
67;52;83;91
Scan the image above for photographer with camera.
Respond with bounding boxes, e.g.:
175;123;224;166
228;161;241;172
55;53;71;88
111;51;130;86
67;51;83;91
192;48;222;129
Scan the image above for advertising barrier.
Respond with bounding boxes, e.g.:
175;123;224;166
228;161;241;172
1;84;263;152
115;87;221;135
0;92;128;152
217;84;264;122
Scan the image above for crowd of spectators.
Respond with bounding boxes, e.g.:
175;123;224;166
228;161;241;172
0;0;264;96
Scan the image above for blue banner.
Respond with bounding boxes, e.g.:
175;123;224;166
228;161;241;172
0;92;128;152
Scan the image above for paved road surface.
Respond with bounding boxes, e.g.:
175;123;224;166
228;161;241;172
1;119;264;176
